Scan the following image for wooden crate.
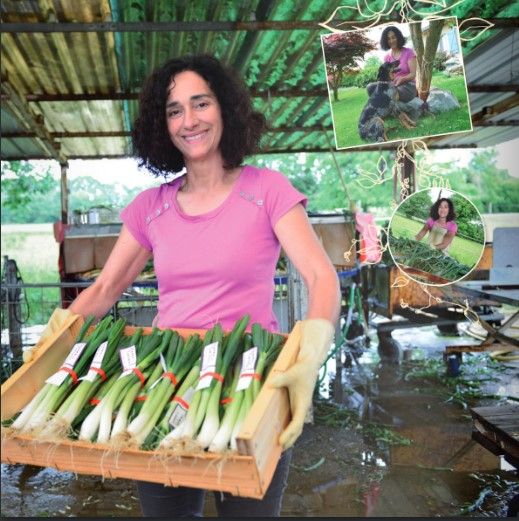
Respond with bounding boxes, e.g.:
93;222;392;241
1;319;300;499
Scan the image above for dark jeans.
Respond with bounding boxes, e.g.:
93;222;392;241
136;449;292;517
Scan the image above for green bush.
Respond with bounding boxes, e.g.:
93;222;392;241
354;56;381;88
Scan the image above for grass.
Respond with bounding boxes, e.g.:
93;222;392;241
389;213;484;267
314;399;412;447
404;355;509;410
1;223;61;326
330;72;472;149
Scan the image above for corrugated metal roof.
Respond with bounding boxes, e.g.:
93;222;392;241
1;0;518;161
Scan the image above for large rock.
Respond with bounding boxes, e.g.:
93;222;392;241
394;88;460;116
426;88;460;113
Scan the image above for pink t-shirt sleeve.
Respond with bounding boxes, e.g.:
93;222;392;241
263;170;308;227
120;189;156;251
426;217;434;229
447;221;458;234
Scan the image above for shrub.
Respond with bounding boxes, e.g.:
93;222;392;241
433;51;449;72
354;56;381;88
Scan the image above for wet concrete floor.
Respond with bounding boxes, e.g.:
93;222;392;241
1;320;518;517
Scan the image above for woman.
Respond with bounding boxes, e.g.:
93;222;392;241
64;55;340;516
380;25;417;102
415;198;458;254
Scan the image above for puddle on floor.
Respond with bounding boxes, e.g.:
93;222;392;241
2;321;518;517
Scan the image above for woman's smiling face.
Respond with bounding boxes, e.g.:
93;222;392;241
165;70;223;164
387;30;399;50
438;200;450;219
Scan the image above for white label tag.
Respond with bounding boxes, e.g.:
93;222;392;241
236;347;259;391
196;341;219;390
119;345;137;377
160;353;167;372
64;342;87;367
169;387;195;429
45;370;68;386
83;341;108;382
45;341;88;386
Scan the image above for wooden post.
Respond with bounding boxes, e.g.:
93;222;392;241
393;144;416;202
286;259;308;331
2;256;22;358
60;161;69;224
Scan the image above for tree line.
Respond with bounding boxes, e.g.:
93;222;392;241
1;148;518;224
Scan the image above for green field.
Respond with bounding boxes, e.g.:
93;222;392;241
1;224;61;325
389;213;484;267
330;73;472;148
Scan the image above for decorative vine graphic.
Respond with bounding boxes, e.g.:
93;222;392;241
320;1;495;43
323;1;492;322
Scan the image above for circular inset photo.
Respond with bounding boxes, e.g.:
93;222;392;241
388;188;485;285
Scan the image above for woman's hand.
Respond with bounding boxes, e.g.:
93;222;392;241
434;231;456;251
269;204;341;449
415;224;429;242
270;318;335;449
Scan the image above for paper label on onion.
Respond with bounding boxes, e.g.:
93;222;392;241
196;341;219;390
119;345;137;377
169;387;195;428
83;341;108;382
236;347;259;391
45;342;88;385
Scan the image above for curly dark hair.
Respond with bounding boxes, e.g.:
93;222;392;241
430;198;456;222
132;54;266;176
380;25;406;51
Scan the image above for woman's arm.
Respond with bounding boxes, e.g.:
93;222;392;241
434;231;455;251
68;225;152;318
394;56;417;86
414;223;429;241
271;204;341;449
274;204;341;324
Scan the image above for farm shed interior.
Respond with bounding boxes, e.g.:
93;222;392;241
1;1;518;325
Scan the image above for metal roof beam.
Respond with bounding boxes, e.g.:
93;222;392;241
471;93;519;124
3;125;335;139
1;84;515;104
469;84;519;92
1;81;66;163
2;18;517;33
4;117;513;141
1;142;479;161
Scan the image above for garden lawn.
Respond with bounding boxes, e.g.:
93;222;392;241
1;223;61;325
390;213;484;267
330;72;472;149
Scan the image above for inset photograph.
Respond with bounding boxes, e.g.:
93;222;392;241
321;17;472;149
388;189;485;285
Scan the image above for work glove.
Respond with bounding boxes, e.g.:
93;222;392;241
270;318;335;450
23;308;79;363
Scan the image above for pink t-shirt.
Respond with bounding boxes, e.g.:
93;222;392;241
120;165;307;332
426;217;458;234
384;46;416;81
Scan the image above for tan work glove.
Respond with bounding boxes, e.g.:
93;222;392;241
270;318;335;450
23;308;79;363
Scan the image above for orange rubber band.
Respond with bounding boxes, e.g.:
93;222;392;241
173;396;190;409
90;367;107;382
199;371;224;383
163;372;178;386
60;366;78;384
241;372;261;381
133;368;146;387
89;398;100;406
220;397;233;405
135;395;147;402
